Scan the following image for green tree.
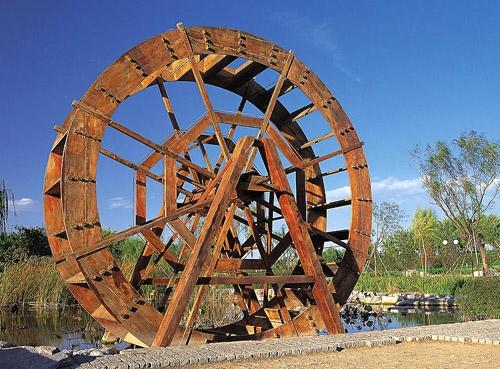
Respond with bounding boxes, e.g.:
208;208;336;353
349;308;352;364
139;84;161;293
0;179;15;234
411;208;438;275
382;229;419;271
367;202;406;274
0;226;51;269
413;131;500;272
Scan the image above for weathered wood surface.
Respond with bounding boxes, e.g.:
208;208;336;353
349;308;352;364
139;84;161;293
44;25;371;348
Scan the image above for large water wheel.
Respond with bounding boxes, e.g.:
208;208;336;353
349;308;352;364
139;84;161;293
44;24;372;347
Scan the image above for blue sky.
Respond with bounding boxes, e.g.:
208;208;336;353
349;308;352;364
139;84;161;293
1;1;499;232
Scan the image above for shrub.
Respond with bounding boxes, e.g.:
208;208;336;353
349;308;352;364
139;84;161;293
356;273;467;295
455;277;500;320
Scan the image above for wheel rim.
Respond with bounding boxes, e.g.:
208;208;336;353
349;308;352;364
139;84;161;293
44;25;372;347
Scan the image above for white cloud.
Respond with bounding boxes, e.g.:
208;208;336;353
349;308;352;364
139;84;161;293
326;177;425;201
9;198;37;211
107;197;133;209
372;177;424;195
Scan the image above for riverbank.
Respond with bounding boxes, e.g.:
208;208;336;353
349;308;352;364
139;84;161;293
1;320;498;369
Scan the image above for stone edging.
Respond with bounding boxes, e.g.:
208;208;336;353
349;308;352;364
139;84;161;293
1;320;498;368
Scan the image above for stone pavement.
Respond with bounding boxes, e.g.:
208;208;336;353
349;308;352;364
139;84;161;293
1;320;499;368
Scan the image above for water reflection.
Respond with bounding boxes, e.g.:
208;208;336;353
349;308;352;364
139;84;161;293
342;305;460;333
0;307;117;350
0;305;461;348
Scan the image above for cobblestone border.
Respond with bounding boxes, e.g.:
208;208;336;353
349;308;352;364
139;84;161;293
2;320;498;368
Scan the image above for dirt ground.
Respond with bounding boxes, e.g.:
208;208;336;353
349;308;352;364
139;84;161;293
188;342;500;369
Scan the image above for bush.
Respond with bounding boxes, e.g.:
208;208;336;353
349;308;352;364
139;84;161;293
455;277;500;320
0;226;50;270
356;273;467;295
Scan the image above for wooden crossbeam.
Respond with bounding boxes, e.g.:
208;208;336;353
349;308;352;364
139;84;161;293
178;24;230;161
152;136;254;347
309;199;352;211
52;198;214;264
261;137;344;334
281;103;317;125
312;166;348;179
72;100;215;180
145;275;314;286
301;131;336;149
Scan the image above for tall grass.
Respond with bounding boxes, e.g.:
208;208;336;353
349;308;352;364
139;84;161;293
356;273;468;295
0;257;241;328
0;258;73;306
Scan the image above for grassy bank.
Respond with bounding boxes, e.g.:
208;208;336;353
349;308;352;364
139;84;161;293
0;257;240;328
355;273;468;295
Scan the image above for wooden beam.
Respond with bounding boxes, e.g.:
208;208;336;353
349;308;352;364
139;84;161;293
53;198;214;264
309;199;352;211
178;24;230;161
245;51;294;171
301;131;336;149
146;275;315;286
152;136;254;347
262;138;344;334
156;78;180;131
72;100;215;180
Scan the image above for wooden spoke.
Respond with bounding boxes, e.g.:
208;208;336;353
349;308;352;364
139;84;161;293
152;136;254;346
262;138;344;334
156;77;180;131
46;26;371;348
178;23;231;161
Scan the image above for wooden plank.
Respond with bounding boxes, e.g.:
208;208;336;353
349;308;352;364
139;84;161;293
215;258;266;271
146;275;315;286
156;78;180;131
152;136;254;347
53;198;214;264
178;24;230;161
163;155;177;216
262;138;344;334
309;199;352;211
228;60;267;90
301;131;336;149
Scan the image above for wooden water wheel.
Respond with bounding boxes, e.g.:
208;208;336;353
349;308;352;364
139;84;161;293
44;24;372;347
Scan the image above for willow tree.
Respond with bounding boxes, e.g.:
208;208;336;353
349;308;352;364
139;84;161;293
0;179;15;234
413;131;500;272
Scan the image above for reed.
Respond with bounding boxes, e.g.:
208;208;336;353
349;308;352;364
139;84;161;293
0;258;73;306
355;273;468;295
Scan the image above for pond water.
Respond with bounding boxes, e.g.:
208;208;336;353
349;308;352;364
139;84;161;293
0;306;462;349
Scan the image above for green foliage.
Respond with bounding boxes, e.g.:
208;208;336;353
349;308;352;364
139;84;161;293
413;131;500;271
478;214;500;247
0;179;15;234
381;229;419;271
323;247;344;263
0;226;51;270
455;277;500;320
356;273;467;295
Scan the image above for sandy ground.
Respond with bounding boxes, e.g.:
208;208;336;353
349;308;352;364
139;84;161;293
187;342;500;369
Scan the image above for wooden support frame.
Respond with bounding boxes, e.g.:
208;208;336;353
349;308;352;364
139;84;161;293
45;25;371;348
